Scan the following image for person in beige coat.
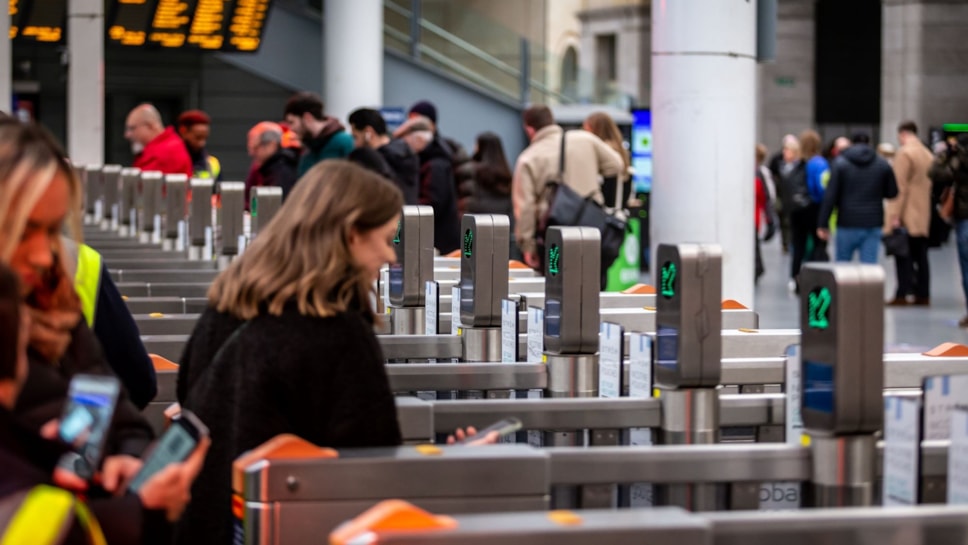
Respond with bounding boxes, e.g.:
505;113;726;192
886;121;936;305
511;105;624;271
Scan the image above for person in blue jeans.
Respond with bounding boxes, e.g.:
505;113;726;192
817;133;898;264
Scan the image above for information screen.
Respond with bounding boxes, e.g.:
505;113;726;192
11;0;66;43
655;325;678;372
630;109;653;193
803;360;834;414
103;0;273;52
544;299;561;338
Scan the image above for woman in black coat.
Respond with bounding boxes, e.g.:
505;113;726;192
466;132;519;259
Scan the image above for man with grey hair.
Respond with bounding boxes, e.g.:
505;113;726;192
124;103;193;176
247;121;299;199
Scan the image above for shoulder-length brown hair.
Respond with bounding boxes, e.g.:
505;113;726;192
584;112;630;170
209;160;403;321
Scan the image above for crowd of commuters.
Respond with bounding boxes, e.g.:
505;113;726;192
758;120;968;325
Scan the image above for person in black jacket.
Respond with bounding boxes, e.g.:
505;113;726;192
176;161;491;545
0;264;209;545
466;132;517;258
348;108;420;204
817;133;899;264
248;122;300;199
396;116;461;253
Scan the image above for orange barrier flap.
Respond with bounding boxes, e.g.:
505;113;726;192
445;249;461;258
622;284;656;295
232;435;337;493
722;299;748;310
923;342;968;357
150;354;179;370
509;260;529;269
330;500;457;545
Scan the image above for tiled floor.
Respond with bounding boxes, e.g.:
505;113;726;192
753;234;968;351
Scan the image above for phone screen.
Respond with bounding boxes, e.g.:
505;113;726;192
58;375;121;479
455;417;523;445
129;411;208;492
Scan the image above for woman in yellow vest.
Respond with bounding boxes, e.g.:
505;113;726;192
0;263;210;545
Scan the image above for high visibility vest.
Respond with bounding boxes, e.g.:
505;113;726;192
194;154;221;181
0;485;106;545
62;240;102;328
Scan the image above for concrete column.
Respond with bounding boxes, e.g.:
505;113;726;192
324;0;383;123
651;0;757;307
758;0;815;151
0;4;10;114
68;0;104;165
881;0;968;143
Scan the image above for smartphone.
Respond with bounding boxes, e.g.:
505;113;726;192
454;417;523;445
128;410;209;492
57;374;121;480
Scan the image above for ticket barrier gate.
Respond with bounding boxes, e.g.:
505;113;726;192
235;432;959;545
387;206;435;335
331;503;968;545
457;215;511;362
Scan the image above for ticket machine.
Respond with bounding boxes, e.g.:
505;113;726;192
250;186;283;239
118;168;141;238
799;263;884;507
458;214;510;361
388;206;435;334
188;179;214;261
654;243;723;511
217;182;246;268
101;165;122;231
163;174;188;251
138;171;164;244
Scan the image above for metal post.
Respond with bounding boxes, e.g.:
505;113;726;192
67;0;104;165
409;0;422;60
519;38;531;105
0;2;10;115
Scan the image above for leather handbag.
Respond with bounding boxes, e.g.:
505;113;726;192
537;131;629;279
882;227;910;259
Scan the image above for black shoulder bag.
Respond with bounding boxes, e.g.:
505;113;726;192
537;131;629;283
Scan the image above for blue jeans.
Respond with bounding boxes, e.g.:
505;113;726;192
957;220;968;312
835;227;881;264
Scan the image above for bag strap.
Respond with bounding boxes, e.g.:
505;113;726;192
558;130;567;179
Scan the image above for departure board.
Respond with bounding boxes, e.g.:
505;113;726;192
7;0;273;52
10;0;67;43
106;0;273;52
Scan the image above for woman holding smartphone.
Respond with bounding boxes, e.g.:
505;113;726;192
0;119;155;493
177;161;493;545
0;263;209;544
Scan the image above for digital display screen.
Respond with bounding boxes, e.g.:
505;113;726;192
548;244;560;276
631;109;653;193
58;376;119;478
544;299;561;338
655;325;678;371
807;286;832;330
103;0;273;52
459;282;475;315
388;264;404;299
11;0;67;43
463;229;473;259
659;261;677;299
804;360;834;414
129;422;198;491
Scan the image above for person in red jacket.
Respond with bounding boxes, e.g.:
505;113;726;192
124;104;193;177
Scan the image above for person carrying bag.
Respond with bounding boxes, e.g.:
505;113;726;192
537;131;629;290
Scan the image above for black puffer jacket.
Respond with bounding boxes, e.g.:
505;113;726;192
819;144;898;229
379;139;420;205
419;137;461;253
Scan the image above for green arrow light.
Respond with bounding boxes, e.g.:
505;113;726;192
548;245;561;276
660;261;677;298
808;287;832;330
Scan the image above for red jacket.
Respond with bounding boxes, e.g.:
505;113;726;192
133;126;193;177
755;174;768;232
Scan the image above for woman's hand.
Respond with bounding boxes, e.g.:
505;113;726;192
446;426;499;446
138;437;210;522
28;307;80;362
100;455;144;495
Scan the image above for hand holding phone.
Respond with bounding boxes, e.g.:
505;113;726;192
57;374;121;480
128;410;209;492
453;417;522;445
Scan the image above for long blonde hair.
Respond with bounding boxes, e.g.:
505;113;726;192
0;118;81;263
209;160;403;321
584;112;630;170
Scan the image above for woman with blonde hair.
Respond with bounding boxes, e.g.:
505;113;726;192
583;111;632;207
0;118;205;542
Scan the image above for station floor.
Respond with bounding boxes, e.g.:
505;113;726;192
640;236;968;351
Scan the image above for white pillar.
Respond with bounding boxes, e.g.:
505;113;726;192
0;5;10;114
68;0;104;165
324;0;383;124
651;0;757;307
